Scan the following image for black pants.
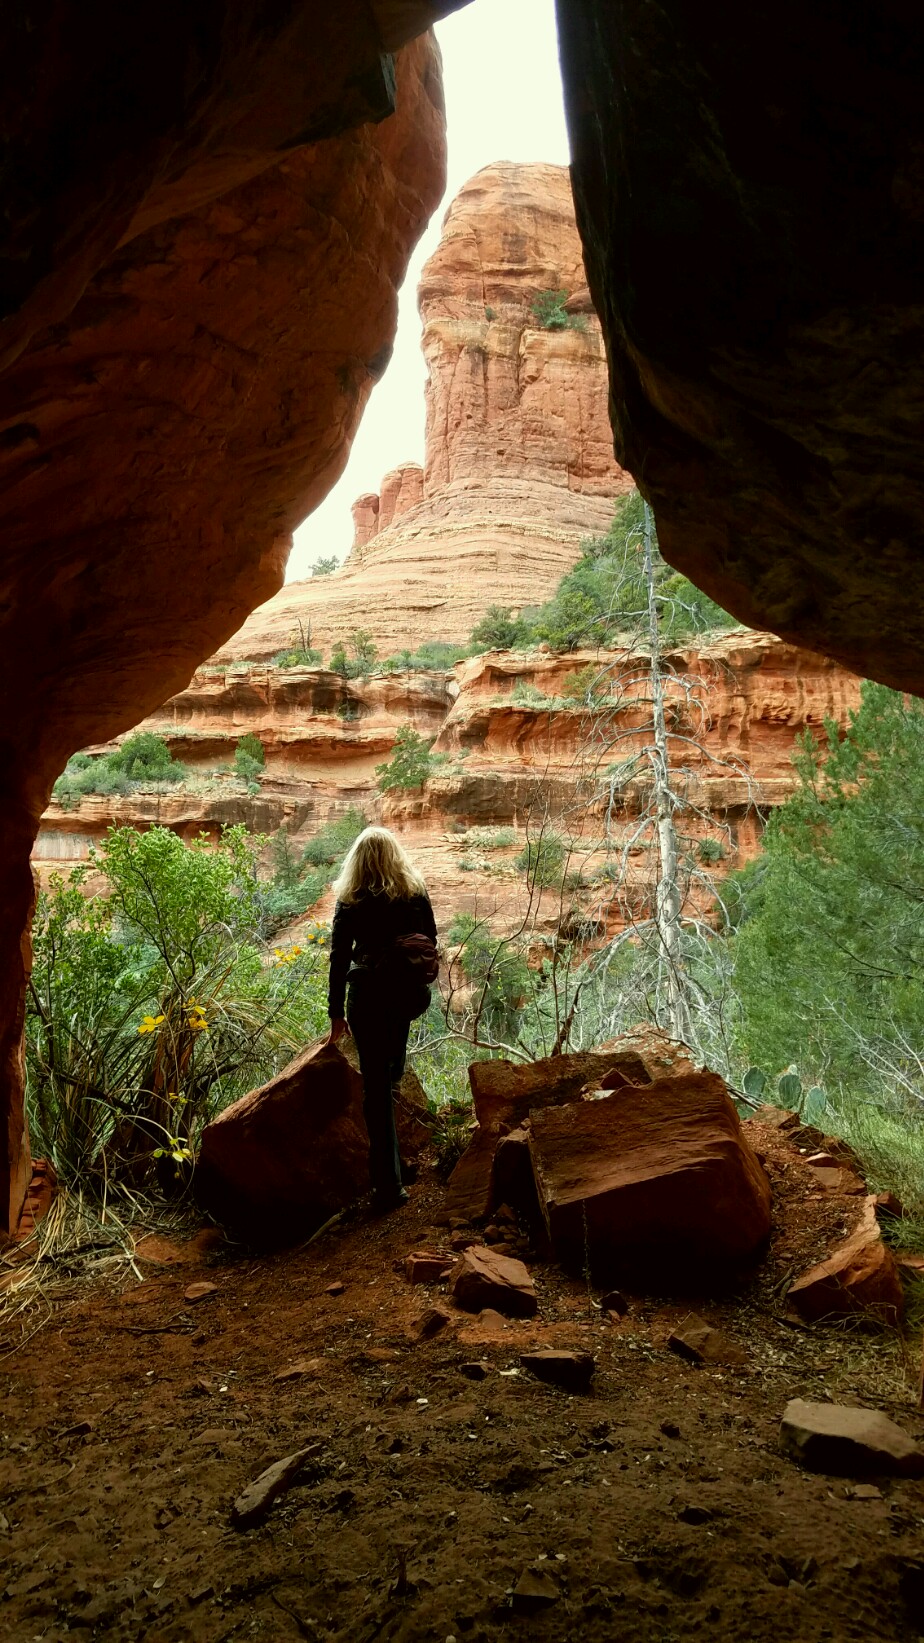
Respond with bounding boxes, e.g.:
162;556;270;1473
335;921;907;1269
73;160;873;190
347;977;412;1200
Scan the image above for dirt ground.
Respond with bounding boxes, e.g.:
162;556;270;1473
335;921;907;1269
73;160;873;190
2;1129;924;1643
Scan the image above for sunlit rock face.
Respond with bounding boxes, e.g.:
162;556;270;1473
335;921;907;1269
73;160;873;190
556;0;924;694
35;632;862;949
0;4;451;1237
217;162;635;660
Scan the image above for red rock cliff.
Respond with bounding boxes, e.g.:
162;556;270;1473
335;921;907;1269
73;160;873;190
218;162;634;659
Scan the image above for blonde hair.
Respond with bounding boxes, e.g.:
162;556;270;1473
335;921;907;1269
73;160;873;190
332;826;427;904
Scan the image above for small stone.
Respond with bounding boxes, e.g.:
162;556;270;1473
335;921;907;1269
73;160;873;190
273;1358;322;1382
449;1246;538;1318
449;1230;475;1251
414;1306;451;1341
872;1190;903;1217
600;1288;628;1316
780;1398;924;1477
511;1567;559;1612
520;1349;595;1394
483;1223;502;1244
668;1314;747;1366
460;1361;489;1381
660;1419;681;1439
405;1251;452;1284
230;1444;320;1528
184;1281;218;1302
847;1483;882;1499
495;1204;518;1227
325;1280;346;1296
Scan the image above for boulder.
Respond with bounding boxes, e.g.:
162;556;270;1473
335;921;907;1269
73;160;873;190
195;1041;430;1244
468;1041;653;1133
448;1246;538;1318
527;1069;771;1284
788;1197;904;1325
445;1028;685;1224
780;1399;924;1477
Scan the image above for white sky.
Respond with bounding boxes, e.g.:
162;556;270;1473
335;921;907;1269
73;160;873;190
287;0;570;581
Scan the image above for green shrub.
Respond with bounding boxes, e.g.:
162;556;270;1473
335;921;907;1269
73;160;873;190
510;682;551;708
697;837;726;865
26;826;330;1193
310;556;339;577
234;734;265;784
529;289;588;333
376;727;445;793
526;489;738;652
470;606;532;651
274;646;322;668
447;912;531;1037
53;733;186;807
515;832;566;888
300;808;367;868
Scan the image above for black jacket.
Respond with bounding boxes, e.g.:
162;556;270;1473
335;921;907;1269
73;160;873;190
327;891;437;1018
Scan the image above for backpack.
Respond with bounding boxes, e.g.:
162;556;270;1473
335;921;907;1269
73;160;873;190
364;933;439;1019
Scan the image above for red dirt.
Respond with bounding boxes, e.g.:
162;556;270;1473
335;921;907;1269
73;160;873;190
1;1125;923;1643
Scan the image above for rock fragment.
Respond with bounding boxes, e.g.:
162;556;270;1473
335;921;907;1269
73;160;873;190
780;1399;924;1477
184;1281;218;1303
414;1306;452;1341
668;1315;747;1367
448;1245;538;1318
404;1251;451;1284
230;1444;320;1528
788;1198;904;1324
511;1567;559;1612
520;1348;595;1393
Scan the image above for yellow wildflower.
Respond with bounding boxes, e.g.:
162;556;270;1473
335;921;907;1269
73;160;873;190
138;1013;165;1035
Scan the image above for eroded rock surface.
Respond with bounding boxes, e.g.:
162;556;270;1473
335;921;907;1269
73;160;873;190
557;0;924;693
527;1069;772;1284
0;18;447;1235
218;162;634;658
195;1041;430;1244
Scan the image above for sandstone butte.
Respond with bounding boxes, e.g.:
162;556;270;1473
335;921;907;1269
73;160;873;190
35;632;862;944
216;162;635;660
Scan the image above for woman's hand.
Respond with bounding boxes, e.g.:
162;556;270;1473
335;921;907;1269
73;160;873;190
327;1016;350;1045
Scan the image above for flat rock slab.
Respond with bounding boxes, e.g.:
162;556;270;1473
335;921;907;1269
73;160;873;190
405;1251;451;1284
230;1444;321;1528
780;1399;924;1477
520;1349;595;1393
449;1246;538;1318
668;1314;748;1367
528;1069;771;1284
184;1281;218;1303
788;1197;904;1324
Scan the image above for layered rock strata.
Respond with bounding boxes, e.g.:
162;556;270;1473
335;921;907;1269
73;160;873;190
0;12;449;1237
218;162;634;659
35;633;862;944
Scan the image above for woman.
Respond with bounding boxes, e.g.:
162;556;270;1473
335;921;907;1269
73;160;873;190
326;826;437;1211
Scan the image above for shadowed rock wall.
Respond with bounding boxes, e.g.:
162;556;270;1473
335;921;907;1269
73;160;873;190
0;4;453;1238
556;0;924;693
